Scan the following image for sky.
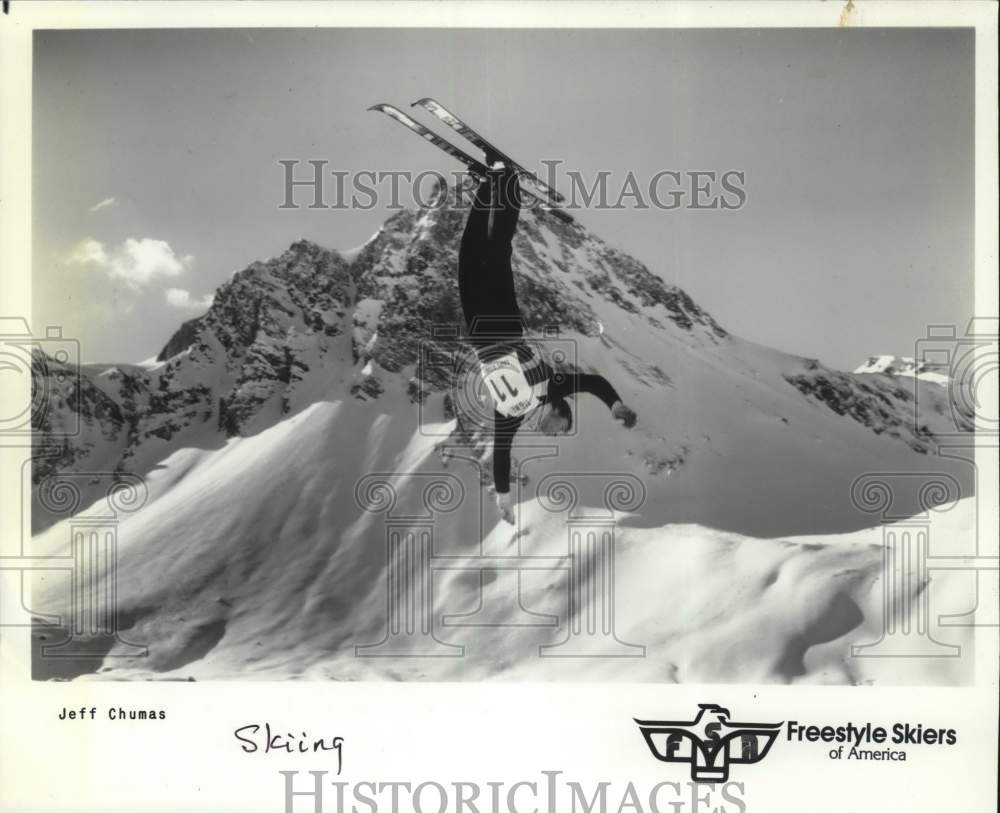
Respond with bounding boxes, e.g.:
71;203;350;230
33;27;973;367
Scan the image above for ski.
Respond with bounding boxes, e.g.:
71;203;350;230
411;97;565;204
369;103;488;176
368;103;573;223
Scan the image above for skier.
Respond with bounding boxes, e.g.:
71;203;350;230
458;160;637;524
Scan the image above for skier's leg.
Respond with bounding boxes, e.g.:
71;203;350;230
460;169;524;350
486;168;522;253
461;168;520;281
458;174;495;336
482;169;524;339
459;174;494;273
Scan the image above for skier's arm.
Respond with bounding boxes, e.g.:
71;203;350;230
549;372;637;428
492;411;524;494
549;372;621;409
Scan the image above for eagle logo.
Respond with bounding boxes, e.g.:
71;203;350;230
635;703;783;783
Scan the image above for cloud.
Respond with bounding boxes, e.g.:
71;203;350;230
89;197;118;213
109;238;189;287
67;237;109;266
67;236;193;290
165;287;214;311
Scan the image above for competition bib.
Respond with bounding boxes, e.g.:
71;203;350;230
480;353;536;418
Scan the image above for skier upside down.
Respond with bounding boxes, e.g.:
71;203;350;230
458;162;637;524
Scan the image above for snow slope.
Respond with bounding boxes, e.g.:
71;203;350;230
30;398;974;684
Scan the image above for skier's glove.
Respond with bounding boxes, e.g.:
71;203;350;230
612;401;637;429
495;490;516;525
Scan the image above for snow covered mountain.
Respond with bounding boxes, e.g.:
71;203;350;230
854;354;950;386
29;184;975;683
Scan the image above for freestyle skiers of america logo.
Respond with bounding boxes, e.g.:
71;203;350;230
635;704;783;783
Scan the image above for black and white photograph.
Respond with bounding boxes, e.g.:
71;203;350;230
1;3;997;812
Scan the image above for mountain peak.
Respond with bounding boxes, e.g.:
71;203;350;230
34;192;969;536
284;237;332;259
853;354;948;385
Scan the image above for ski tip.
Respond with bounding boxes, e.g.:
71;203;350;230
367;103;388;112
411;97;436;108
544;207;575;225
